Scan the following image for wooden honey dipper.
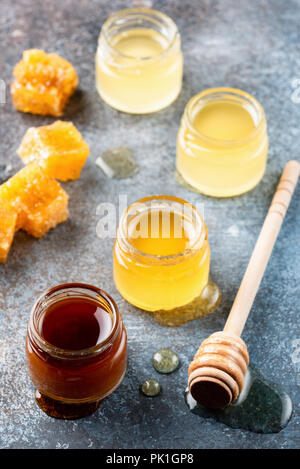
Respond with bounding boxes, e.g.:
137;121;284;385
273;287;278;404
188;160;300;409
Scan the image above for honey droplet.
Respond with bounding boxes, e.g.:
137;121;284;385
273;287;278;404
152;349;179;374
95;147;138;179
140;379;161;397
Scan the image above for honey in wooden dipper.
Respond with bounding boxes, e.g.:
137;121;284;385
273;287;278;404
189;331;249;409
187;160;300;411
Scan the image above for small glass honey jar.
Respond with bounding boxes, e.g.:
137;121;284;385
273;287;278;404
176;88;268;197
114;195;210;312
26;283;127;419
95;8;183;113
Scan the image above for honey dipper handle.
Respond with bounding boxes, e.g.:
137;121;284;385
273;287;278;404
224;160;300;336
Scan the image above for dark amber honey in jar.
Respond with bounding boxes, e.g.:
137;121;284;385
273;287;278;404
26;283;127;419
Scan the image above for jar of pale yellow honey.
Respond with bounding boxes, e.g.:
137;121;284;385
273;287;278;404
95;9;183;114
177;88;268;197
113;196;210;312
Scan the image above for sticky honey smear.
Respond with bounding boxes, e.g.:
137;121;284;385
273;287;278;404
95;147;138;179
185;364;293;434
151;280;221;327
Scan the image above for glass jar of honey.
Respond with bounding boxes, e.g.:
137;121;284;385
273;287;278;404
26;283;127;419
95;8;183;113
176;88;268;197
114;195;210;312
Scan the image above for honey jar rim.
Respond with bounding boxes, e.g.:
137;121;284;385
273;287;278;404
28;283;121;359
183;87;267;148
116;195;207;265
99;8;180;64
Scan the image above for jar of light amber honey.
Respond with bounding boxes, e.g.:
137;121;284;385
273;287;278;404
26;284;127;419
177;88;268;197
114;196;210;312
95;8;183;113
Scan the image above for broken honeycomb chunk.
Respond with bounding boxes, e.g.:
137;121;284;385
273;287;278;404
11;49;78;116
18;121;90;181
0;174;26;229
0;207;17;263
0;164;69;238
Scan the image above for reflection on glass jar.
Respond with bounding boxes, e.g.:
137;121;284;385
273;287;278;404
177;88;268;197
95;8;183;114
114;195;210;312
26;283;127;419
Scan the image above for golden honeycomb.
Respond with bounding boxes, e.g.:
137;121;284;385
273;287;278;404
11;49;78;116
18;121;90;181
0;208;17;263
0;164;69;238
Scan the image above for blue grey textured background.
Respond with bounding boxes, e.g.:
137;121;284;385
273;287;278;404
0;0;299;449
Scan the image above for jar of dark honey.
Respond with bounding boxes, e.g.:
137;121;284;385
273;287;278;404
26;283;127;419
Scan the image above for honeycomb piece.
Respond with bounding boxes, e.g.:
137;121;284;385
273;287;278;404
0;173;26;229
11;49;78;116
0;164;69;238
0;207;17;263
18;121;90;181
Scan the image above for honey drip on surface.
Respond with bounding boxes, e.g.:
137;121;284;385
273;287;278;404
95;147;138;179
185;365;293;434
151;280;221;327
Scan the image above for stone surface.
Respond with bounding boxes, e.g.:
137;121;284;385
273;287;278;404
0;0;299;449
